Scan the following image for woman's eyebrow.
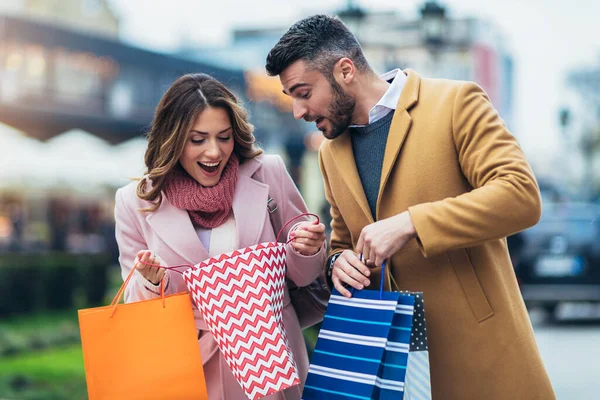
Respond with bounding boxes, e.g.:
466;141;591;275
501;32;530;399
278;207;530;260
190;127;232;135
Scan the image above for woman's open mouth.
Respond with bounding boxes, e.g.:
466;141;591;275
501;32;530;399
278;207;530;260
197;161;220;174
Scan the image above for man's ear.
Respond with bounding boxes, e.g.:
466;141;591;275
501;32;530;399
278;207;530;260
334;57;356;85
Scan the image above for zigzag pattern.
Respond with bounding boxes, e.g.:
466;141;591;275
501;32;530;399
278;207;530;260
243;362;299;399
190;252;285;288
194;268;282;309
187;289;297;396
182;242;299;400
187;251;286;302
189;275;283;329
197;243;285;269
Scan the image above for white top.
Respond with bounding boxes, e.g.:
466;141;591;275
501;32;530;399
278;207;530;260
195;212;237;257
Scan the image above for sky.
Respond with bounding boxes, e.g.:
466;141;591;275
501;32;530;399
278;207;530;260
108;0;600;179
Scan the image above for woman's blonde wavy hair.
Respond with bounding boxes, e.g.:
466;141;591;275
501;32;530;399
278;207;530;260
136;73;263;212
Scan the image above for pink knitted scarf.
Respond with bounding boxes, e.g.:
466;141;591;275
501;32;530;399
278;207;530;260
164;154;239;229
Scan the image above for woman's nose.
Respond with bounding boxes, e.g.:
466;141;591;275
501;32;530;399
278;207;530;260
205;140;221;157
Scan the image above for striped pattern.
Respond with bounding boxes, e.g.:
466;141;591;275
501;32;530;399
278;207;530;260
303;290;432;400
303;290;415;399
375;294;414;400
182;242;299;400
404;351;432;400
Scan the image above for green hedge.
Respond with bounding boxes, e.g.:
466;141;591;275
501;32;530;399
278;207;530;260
0;345;87;400
0;253;112;317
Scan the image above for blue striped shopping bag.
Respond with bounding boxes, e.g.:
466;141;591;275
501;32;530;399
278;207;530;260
302;261;431;400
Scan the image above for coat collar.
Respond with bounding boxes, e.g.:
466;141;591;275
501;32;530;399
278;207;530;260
145;157;268;265
145;195;207;266
329;69;421;222
233;157;269;248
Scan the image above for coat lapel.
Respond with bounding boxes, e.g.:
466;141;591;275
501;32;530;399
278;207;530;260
376;69;421;219
329;70;422;224
232;158;269;248
330;132;374;224
146;197;209;265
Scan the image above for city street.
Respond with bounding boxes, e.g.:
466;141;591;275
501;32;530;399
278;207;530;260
532;305;600;399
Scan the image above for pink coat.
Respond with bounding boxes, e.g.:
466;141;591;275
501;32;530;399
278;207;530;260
114;154;326;400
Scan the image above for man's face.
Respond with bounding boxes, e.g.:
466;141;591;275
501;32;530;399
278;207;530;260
280;60;355;139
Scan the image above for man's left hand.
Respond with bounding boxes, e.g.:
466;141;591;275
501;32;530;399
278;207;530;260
356;211;418;267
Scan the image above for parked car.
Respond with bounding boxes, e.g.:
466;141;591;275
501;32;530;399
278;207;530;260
508;201;600;316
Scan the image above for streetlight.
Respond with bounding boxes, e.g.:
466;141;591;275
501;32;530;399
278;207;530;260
420;1;447;46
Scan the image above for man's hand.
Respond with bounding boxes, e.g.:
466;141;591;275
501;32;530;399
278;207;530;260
332;250;371;298
356;211;417;268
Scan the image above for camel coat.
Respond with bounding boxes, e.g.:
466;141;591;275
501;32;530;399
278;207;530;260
319;70;555;399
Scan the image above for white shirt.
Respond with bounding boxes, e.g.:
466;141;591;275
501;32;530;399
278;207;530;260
350;68;407;128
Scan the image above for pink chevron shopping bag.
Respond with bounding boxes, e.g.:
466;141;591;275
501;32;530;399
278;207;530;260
180;214;317;400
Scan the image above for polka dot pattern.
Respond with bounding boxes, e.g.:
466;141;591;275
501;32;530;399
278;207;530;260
401;291;428;351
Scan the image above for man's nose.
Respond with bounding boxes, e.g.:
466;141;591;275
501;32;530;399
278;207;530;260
292;100;307;120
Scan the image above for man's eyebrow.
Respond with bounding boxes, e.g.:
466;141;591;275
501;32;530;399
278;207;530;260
283;83;309;96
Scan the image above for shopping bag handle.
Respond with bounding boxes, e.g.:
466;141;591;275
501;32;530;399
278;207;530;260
388;267;400;292
355;254;387;300
109;260;194;317
109;265;161;317
133;261;194;275
276;212;320;244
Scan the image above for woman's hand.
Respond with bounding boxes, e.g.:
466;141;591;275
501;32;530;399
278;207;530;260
289;221;326;256
134;250;165;285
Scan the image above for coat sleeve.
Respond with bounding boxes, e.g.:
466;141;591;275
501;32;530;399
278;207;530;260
114;187;171;303
408;82;542;257
319;146;353;261
272;155;326;287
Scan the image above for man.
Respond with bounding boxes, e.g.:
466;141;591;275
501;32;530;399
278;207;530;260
266;14;555;400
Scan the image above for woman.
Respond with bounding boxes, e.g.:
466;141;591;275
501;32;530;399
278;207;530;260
114;73;326;399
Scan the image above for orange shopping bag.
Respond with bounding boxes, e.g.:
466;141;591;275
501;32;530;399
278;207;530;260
78;265;208;400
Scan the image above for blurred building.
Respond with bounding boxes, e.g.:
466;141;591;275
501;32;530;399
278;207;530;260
0;14;245;142
0;0;120;38
186;1;515;131
0;4;247;252
339;1;515;129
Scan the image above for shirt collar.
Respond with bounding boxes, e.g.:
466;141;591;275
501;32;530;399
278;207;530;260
376;69;406;112
350;68;407;128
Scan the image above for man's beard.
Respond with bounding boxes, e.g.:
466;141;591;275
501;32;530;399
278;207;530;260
322;79;356;140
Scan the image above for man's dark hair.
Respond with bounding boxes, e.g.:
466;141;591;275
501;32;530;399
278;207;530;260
265;14;370;82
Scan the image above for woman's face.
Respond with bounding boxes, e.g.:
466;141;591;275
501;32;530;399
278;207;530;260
179;107;235;187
